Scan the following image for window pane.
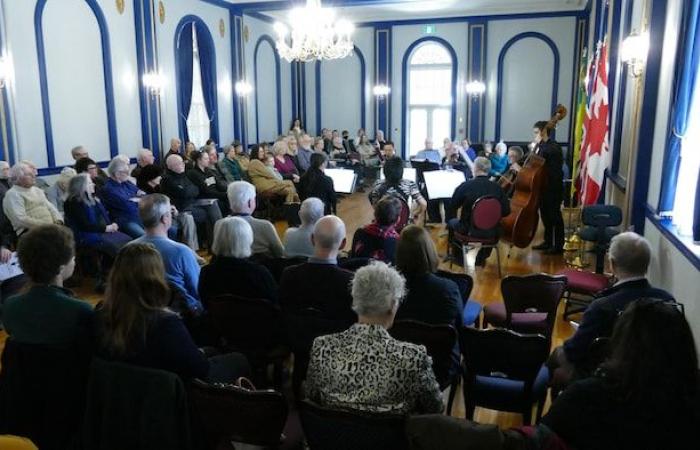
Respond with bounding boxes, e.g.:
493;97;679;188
672;81;700;236
431;108;451;145
410;43;451;65
409;68;452;106
409;108;428;157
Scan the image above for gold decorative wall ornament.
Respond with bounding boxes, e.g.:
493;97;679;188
243;25;249;43
158;1;165;24
116;0;125;14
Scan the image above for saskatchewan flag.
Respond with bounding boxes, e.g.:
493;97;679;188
571;49;591;203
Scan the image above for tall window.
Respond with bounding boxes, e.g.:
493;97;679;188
407;42;453;156
672;79;700;239
187;29;209;148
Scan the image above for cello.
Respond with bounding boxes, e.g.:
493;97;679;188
500;105;567;248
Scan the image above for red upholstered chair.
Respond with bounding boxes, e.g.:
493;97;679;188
557;268;612;320
482;274;567;340
450;196;504;277
394;196;411;233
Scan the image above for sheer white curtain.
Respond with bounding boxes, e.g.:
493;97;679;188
186;31;210;148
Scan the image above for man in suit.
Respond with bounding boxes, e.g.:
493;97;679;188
446;157;510;266
548;232;674;390
531;120;565;254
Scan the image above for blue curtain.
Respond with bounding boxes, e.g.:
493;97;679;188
176;23;194;144
658;0;700;214
694;166;700;242
195;22;220;144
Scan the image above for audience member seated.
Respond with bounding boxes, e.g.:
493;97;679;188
132;194;202;314
374;129;387;151
2;225;93;345
162;154;222;239
461;138;477;161
296;134;314;173
94;243;250;382
203;145;226;180
548;232;674;389
312;137;325;154
227;181;284;258
163;138;182;165
19;160;50;191
280;215;356;325
356;134;380;168
507;145;525;174
488;141;509;177
350;195;400;263
3;162;63;236
135;164;162;194
414;138;442;164
446;156;510;266
199;216;277;306
369;155;426;220
247;146;300;204
100;157;145;238
305;261;444;414
341;130;356;154
46;167;76;214
131;148;155;179
64;173;131;261
298;153;337;215
272;140;300;183
284;197;324;258
184;142;196;168
234;141;252;172
71;145;109;179
442;142;473;177
74;157;108;191
218;142;244;183
187;150;230;216
0;161;10;196
540;299;698;450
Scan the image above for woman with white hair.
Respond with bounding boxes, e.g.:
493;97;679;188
489;141;509;177
99;156;145;238
305;261;444;414
198;216;277;306
46;167;77;214
272;140;300;183
284;197;324;257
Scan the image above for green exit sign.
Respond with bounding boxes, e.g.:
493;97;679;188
424;25;436;34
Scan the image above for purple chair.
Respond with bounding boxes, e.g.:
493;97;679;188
459;327;550;425
482;274;567;340
450;196;504;277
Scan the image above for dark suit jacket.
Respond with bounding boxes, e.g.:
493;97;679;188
298;168;337;214
535;139;564;199
199;256;278;305
447;176;510;236
563;279;674;365
279;262;356;326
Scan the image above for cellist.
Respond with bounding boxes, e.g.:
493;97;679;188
531;120;565;254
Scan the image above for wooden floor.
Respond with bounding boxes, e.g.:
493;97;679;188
0;191;578;429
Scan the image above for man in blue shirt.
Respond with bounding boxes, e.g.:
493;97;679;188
132;193;202;313
414;139;442;164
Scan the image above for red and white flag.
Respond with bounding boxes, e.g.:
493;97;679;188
578;40;610;205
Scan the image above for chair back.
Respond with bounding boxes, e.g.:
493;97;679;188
501;274;567;336
436;270;474;304
338;257;374;272
0;340;90;450
581;205;622;228
189;379;287;447
208;294;285;355
470;196;503;232
388;320;457;389
394;196;411;232
256;256;307;283
299;400;408;450
459;327;549;386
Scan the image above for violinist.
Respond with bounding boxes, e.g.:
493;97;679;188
531;120;565;254
497;146;524;196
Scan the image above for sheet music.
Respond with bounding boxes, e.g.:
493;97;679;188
0;253;24;282
324;168;357;194
380;167;417;183
423;170;466;199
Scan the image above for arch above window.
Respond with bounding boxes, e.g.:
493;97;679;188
409;43;452;66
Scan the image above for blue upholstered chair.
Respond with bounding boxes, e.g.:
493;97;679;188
578;204;622;274
436;270;482;328
459;327;550;425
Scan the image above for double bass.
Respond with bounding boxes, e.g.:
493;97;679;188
500;105;567;248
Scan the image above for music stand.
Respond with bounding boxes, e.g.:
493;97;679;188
423;170;466;200
324;168;357;194
409;160;441;185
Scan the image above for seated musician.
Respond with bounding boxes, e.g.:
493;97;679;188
442;144;472;178
446;157;510;266
369;156;426;221
414;139;442;164
497;146;525;196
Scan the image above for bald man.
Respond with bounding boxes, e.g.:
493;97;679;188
162;138;182;167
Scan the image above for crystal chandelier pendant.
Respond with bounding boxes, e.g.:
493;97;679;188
274;0;354;62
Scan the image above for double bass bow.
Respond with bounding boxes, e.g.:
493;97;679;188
500;105;567;248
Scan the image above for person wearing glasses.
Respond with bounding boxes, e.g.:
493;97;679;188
548;231;675;391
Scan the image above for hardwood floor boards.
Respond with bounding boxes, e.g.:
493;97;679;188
0;190;580;429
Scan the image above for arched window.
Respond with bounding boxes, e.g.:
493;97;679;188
407;42;453;156
187;29;209;147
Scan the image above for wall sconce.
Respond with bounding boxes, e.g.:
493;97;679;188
620;31;649;77
465;80;486;98
373;84;390;100
235;81;253;96
142;71;165;96
0;57;13;89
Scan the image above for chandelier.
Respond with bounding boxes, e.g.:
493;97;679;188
273;0;354;62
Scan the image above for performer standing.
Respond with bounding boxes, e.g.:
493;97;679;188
531;120;565;254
